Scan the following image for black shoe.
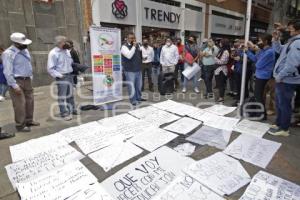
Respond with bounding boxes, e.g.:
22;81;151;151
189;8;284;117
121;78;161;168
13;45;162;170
16;126;31;132
26;121;40;127
72;110;79;115
139;98;147;102
0;131;15;139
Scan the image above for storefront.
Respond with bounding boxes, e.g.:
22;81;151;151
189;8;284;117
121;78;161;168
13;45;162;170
92;0;205;44
250;20;268;41
208;5;245;40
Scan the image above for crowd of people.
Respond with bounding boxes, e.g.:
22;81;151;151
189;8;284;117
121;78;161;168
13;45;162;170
0;19;299;139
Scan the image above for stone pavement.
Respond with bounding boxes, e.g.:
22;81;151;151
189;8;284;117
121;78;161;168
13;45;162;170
0;84;299;200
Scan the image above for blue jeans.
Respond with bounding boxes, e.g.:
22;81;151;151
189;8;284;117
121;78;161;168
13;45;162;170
0;83;8;97
183;63;198;88
275;82;298;130
56;74;75;116
124;71;142;105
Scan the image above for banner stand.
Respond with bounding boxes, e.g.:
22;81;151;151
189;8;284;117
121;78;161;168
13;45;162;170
89;26;123;106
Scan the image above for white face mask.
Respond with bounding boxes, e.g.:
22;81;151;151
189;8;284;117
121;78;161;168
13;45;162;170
166;42;171;46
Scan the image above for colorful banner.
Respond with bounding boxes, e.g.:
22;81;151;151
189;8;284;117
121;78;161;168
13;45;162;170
90;26;122;105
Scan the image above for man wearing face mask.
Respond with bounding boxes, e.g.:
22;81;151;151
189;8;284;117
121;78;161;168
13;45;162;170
140;39;154;92
48;36;76;121
268;20;300;136
2;33;40;132
245;34;275;121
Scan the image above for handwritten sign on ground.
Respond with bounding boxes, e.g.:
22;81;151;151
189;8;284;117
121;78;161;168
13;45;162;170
6;145;84;190
203;105;237;116
101;146;194;200
137;109;181;127
58;121;104;143
163;117;202;135
185;152;251;196
17;161;98;200
154;175;225;200
240;171;300;200
233;119;270;138
98;113;139;128
223;134;281;168
186;126;232;150
152;100;202;116
66;183;114;200
173;143;196;156
75;120;154;154
89;142;143;172
190;112;240;131
10;134;68;162
130;127;178;152
128;106;161;119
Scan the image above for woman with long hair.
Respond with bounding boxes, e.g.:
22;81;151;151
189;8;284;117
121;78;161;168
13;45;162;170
214;38;231;103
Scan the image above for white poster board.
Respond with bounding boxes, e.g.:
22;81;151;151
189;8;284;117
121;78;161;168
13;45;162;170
90;26;123;105
101;146;194;199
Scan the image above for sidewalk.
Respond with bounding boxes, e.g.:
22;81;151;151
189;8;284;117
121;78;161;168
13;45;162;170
0;85;299;199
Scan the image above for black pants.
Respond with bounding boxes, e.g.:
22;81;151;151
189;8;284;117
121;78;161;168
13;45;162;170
215;71;227;98
174;63;184;87
254;78;269;117
235;69;252;100
202;65;215;94
142;63;153;90
295;85;300;109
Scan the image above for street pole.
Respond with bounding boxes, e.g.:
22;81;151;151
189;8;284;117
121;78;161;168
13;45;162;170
239;0;252;116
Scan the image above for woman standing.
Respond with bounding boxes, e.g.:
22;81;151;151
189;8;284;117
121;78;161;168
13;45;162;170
246;34;275;120
214;39;231;103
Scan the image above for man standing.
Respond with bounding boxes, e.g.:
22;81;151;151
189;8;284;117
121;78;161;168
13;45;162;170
268;20;300;136
152;42;161;90
140;39;154;92
48;36;77;121
121;33;143;106
160;38;179;74
2;33;39;132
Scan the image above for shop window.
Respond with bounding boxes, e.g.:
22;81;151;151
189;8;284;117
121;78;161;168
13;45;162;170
148;0;181;7
287;0;300;18
185;4;202;12
212;10;244;21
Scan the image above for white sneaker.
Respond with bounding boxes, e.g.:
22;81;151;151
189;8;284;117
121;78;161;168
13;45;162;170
0;96;4;102
194;87;200;93
270;124;279;129
268;128;290;137
182;87;187;93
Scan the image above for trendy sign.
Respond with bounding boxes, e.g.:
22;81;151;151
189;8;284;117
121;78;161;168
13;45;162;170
90;26;123;105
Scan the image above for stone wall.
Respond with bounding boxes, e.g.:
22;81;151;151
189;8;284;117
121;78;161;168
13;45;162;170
0;0;83;86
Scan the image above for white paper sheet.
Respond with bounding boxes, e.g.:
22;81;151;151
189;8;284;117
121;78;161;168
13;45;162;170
185;152;251;196
239;171;300;200
89;142;143;172
182;63;201;80
140;109;181;127
154;175;225;200
163;117;202;135
58;121;104;143
233;119;270;138
101;146;194;200
204;105;237;116
98;113;139;128
75;120;154;154
10;134;68;162
152;100;202;116
17;161;98;200
128;106;161;119
173;143;196;156
130;127;178;152
224;134;281;168
186;126;232;150
66;183;114;200
6;145;84;190
191;112;240;131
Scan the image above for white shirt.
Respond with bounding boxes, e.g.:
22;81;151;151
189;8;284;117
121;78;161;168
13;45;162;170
140;46;154;63
47;47;73;78
160;44;179;66
121;43;137;59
